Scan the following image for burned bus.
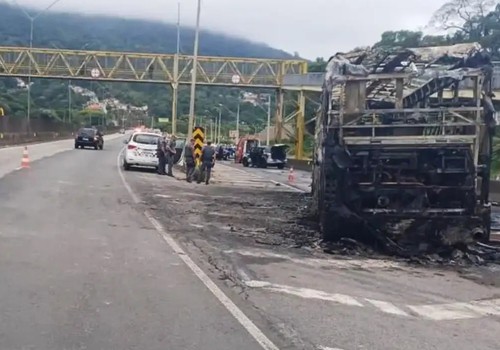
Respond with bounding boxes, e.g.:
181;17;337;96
312;43;497;250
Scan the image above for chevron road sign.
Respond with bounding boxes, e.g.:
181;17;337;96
193;126;205;165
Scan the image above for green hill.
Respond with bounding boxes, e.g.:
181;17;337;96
0;2;294;135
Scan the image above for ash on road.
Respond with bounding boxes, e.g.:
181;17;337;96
127;161;500;350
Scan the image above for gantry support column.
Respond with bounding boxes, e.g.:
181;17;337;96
274;89;284;142
295;90;306;160
171;53;179;135
171;83;178;134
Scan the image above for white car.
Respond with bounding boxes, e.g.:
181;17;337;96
123;132;161;171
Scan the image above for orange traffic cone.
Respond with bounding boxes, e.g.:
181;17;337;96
288;166;295;183
21;146;30;168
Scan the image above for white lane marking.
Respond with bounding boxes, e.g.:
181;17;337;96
245;280;363;307
154;194;172;198
116;149;280;350
236;268;252;282
116;148;140;204
226;249;408;271
365;298;409;317
408;299;500;321
245;279;500;322
465;299;500;316
407;302;483;320
318;347;345;350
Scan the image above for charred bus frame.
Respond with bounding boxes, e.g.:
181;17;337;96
315;64;495;248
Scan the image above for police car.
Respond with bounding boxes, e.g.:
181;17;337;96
123;131;162;171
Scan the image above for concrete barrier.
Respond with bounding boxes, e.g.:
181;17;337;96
0;128;121;148
287;158;313;171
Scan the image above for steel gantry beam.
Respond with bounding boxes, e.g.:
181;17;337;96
0;45;314;156
0;46;306;87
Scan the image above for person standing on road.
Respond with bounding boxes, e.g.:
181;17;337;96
198;141;216;185
184;138;196;183
156;134;167;175
165;135;177;177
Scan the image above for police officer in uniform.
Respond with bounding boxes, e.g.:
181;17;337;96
165;135;177;177
184;138;196;182
156;134;167;175
198;141;216;185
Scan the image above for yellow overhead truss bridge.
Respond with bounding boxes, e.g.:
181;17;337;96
0;46;314;158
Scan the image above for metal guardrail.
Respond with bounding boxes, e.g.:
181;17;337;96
287;158;312;172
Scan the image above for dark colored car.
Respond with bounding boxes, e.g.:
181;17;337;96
75;128;104;150
243;144;288;169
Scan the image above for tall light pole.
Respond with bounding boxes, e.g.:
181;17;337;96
13;0;64;133
210;118;214;141
218;102;240;143
172;2;181;135
217;106;222;144
236;101;240;142
176;2;181;56
266;94;271;146
68;81;72;123
254;93;272;145
187;0;202;136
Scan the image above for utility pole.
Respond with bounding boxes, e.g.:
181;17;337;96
68;80;72;124
236;101;240;142
209;119;212;141
187;0;201;136
13;0;63;134
27;18;33;134
266;94;271;146
172;2;181;135
217;107;222;144
176;2;181;55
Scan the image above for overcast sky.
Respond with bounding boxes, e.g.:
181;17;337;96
11;0;449;59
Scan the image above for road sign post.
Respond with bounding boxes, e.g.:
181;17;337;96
192;126;205;166
192;126;205;182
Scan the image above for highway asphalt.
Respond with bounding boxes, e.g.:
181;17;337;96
0;136;271;350
0;135;499;350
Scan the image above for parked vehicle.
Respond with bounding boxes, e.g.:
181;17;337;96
235;137;260;163
123;132;161;170
242;144;288;169
75;127;104;150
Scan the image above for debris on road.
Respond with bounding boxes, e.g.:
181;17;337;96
134;167;500;270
